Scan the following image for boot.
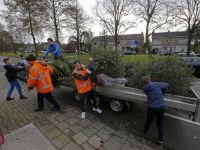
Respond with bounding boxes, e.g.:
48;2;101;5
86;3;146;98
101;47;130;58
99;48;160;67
6;97;14;101
20;95;28;100
33;108;44;112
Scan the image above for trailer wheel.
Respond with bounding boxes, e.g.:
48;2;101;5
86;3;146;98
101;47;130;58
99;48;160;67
73;89;81;101
90;95;104;107
110;99;125;112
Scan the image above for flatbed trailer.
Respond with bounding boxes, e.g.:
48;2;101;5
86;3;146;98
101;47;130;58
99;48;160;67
61;79;200;122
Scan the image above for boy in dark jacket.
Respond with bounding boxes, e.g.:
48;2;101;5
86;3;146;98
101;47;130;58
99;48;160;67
142;77;168;148
3;58;28;101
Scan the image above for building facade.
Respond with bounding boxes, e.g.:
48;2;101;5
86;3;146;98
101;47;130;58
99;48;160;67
92;33;144;52
152;31;189;53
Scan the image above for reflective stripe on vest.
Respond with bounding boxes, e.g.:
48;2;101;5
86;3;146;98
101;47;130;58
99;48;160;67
31;66;51;90
76;81;91;87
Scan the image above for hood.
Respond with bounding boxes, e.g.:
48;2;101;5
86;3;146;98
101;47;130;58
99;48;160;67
143;82;157;92
33;60;49;71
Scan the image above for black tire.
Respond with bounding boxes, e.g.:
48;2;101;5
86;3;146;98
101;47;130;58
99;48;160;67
90;94;104;107
109;99;125;112
73;89;81;101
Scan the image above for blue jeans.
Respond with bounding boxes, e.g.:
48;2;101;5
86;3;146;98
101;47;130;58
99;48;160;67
144;107;164;142
7;80;23;97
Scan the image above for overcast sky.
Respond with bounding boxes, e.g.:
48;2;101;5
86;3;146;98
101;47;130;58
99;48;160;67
0;0;179;43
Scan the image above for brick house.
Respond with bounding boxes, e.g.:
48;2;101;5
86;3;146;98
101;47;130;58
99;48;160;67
152;31;189;53
92;33;144;52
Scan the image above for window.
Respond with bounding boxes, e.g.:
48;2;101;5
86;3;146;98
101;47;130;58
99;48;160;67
135;41;138;44
127;41;130;43
193;59;200;62
117;41;121;45
170;39;174;42
153;40;161;44
165;40;169;42
178;39;188;44
107;42;113;45
124;41;126;43
94;42;97;45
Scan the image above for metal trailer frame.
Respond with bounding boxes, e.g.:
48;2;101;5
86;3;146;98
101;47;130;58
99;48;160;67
61;80;200;122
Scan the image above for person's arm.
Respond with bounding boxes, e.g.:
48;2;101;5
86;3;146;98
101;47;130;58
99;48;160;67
43;47;50;58
72;73;89;81
28;67;39;88
5;65;25;72
157;82;169;95
52;43;59;55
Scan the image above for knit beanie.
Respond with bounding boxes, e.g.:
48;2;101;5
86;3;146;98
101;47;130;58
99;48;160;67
26;54;37;61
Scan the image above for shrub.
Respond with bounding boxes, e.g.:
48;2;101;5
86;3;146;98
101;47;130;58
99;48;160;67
125;56;195;96
50;59;73;88
88;47;125;83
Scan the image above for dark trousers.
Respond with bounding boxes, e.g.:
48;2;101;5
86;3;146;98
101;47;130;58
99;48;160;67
144;107;164;142
37;92;60;109
79;88;98;112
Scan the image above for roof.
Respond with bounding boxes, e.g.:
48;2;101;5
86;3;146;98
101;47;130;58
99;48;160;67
93;33;144;41
152;31;188;38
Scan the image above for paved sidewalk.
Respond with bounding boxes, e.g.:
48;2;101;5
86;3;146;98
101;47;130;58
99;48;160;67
0;72;162;150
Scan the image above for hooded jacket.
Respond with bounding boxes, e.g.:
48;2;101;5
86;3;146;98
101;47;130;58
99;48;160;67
143;82;168;108
3;65;25;82
43;43;62;58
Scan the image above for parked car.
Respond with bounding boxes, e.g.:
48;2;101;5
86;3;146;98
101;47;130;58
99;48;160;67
161;51;174;56
196;53;200;57
122;51;136;55
14;60;30;81
183;57;200;78
178;50;196;57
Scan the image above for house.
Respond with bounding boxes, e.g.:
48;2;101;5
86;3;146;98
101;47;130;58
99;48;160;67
152;31;189;53
92;33;144;52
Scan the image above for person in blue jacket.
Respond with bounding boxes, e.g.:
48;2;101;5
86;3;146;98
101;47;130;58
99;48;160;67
43;38;62;60
142;76;169;148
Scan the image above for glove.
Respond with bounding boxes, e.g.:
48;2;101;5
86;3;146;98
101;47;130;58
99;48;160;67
50;53;54;57
87;63;96;74
28;87;34;93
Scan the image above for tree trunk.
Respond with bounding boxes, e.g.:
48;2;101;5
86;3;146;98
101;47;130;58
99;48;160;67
146;22;152;58
187;30;192;57
28;12;38;56
52;0;59;44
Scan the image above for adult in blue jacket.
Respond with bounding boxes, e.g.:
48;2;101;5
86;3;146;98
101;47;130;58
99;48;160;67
43;38;62;60
142;76;168;148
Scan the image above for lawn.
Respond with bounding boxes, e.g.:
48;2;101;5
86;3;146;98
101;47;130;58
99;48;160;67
0;52;152;62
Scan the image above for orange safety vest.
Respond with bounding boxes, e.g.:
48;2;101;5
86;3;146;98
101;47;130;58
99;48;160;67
28;60;53;93
72;65;92;93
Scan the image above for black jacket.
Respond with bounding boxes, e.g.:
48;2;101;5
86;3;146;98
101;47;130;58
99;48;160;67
3;65;25;82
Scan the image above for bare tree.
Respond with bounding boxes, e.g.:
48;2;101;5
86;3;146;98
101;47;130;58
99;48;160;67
3;0;47;56
67;1;91;56
95;0;135;49
174;0;200;57
99;23;109;48
134;0;173;57
45;0;73;44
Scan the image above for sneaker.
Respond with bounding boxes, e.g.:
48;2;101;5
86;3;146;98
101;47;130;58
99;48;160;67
20;96;28;100
93;107;102;113
6;97;14;101
159;142;163;148
50;107;60;111
81;112;86;119
33;108;44;112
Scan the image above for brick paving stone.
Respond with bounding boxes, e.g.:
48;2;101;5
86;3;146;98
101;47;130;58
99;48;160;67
56;115;68;122
47;115;56;120
91;121;105;130
61;141;82;150
64;110;77;118
121;141;140;150
103;138;122;150
82;142;96;150
44;128;62;140
56;121;70;131
82;126;98;137
72;132;89;145
127;137;143;148
63;129;75;138
78;118;92;127
69;125;84;133
66;116;80;125
112;131;128;144
52;134;71;149
96;128;112;141
49;118;59;126
104;126;116;133
38;124;55;134
141;145;155;150
88;135;103;148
